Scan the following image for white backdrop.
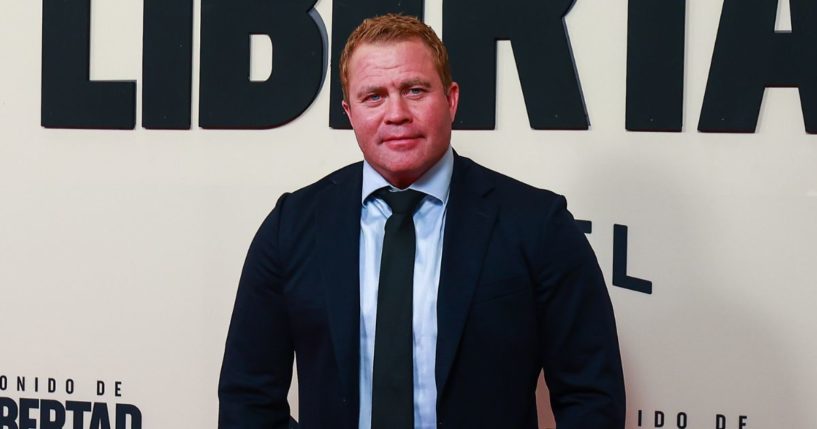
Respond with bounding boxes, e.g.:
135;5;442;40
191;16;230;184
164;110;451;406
2;1;816;428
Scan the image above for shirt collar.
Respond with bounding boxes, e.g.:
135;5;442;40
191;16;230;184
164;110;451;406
361;145;453;205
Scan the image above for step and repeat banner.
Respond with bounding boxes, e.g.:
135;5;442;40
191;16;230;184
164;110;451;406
2;0;816;428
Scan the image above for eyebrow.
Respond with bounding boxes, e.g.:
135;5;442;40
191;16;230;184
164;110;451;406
356;85;383;98
355;79;433;99
399;78;432;89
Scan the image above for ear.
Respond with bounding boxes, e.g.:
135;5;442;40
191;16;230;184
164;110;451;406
446;82;460;121
342;99;355;127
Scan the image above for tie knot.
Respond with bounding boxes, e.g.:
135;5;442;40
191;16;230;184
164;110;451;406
375;188;426;215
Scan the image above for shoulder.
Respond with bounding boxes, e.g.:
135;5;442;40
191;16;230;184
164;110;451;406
281;161;363;209
456;156;598;280
455;154;585;253
254;160;362;241
454;153;565;213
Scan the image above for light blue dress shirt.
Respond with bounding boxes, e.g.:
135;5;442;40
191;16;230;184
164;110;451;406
358;147;453;429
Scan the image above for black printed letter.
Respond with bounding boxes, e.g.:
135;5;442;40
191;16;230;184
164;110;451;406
445;0;587;129
142;0;194;129
0;397;19;429
626;0;686;131
41;0;136;129
699;0;817;133
200;0;326;128
116;404;142;429
40;400;66;429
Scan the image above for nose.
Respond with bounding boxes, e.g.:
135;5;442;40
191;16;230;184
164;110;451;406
384;95;411;125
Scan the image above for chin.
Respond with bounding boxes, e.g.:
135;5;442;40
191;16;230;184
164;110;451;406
379;163;423;185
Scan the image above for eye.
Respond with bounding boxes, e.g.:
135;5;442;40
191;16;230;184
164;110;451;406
366;93;382;102
407;87;425;95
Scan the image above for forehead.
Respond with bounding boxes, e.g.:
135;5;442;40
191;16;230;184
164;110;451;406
346;39;437;84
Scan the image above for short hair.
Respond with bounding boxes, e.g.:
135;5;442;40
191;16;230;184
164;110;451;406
339;13;453;101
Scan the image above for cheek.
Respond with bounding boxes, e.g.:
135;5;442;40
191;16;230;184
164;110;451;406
353;113;381;135
422;114;449;139
419;104;450;128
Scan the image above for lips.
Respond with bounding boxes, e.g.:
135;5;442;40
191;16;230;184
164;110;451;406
380;135;422;151
382;134;421;142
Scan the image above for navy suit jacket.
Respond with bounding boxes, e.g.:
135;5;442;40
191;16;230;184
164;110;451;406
218;153;625;429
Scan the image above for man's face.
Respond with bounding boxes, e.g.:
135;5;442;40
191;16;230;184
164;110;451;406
342;38;459;188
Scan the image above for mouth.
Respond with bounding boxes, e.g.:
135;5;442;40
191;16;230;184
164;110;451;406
382;135;422;145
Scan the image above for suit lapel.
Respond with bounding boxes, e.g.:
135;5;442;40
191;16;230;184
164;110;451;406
436;155;497;396
317;164;363;400
314;157;497;406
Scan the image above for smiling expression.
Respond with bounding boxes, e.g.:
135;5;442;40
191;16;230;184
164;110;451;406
342;38;460;189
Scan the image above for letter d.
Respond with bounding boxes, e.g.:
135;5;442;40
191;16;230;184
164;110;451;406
716;414;726;429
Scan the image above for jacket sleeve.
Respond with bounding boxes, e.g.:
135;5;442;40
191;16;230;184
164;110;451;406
219;193;294;429
534;195;626;429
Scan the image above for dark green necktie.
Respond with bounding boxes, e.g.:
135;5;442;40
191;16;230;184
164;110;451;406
371;188;425;429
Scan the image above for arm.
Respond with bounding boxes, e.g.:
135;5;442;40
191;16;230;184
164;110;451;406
535;196;626;429
219;194;294;429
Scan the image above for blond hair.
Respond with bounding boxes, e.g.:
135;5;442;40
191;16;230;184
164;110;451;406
339;14;452;100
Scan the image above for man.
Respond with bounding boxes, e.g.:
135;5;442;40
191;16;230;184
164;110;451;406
219;14;625;429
